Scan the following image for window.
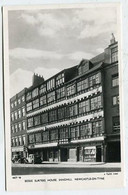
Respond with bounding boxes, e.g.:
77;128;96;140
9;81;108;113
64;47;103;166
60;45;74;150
32;88;39;98
34;115;41;126
112;74;119;87
70;126;79;139
22;136;26;145
40;84;46;94
56;73;64;86
22;95;25;102
67;84;76;96
89;73;101;87
33;99;39;109
35;133;42;143
26;102;32;112
12;138;15;147
14;100;17;107
90;95;102;110
28;134;35;144
11;125;14;133
92;120;103;135
11;113;14;121
77;78;88;92
50;129;58;141
26;92;31;101
40;95;47;106
47;79;55;90
56;87;65;100
15;124;18;132
79;99;90;114
22;107;25;116
18;123;22;131
68;104;78;117
42;131;49;142
47;91;55;103
18;98;21;104
113;116;120;132
18;136;22;146
111;47;118;63
27;117;33;128
15;137;18;146
11;103;14;108
80;123;92;137
113;95;119;105
14;111;18;120
22;121;26;130
41;112;48;124
58;107;66;120
18;109;21;118
59;128;69;140
49;110;57;122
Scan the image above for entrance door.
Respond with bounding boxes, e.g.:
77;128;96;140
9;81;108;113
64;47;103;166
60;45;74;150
61;148;68;162
96;147;101;162
77;147;80;161
43;150;48;161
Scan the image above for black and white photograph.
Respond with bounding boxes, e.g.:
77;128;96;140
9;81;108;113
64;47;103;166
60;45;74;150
3;3;124;191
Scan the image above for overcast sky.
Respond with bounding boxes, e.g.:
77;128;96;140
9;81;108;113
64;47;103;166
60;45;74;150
8;5;118;97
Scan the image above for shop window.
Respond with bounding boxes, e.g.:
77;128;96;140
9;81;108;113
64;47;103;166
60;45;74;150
26;102;32;112
70;126;79;139
111;47;118;63
40;95;47;106
35;133;42;143
77;78;88;92
91;95;102;110
80;123;92;137
112;95;119;105
41;112;48;124
92;120;103;135
79;99;90;114
26;92;31;101
32;88;39;98
27;117;33;128
47;78;55;90
40;83;46;94
50;129;58;141
49;110;57;122
33;98;39;109
34;115;41;126
22;107;25;116
28;134;35;144
47;91;55;103
112;74;119;87
56;87;65;100
67;84;76;96
113;116;120;132
42;131;49;142
56;73;64;86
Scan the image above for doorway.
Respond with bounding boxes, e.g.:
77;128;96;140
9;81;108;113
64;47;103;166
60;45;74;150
96;146;101;162
60;148;68;162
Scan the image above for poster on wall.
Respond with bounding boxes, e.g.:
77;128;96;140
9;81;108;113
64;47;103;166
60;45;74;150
3;2;124;191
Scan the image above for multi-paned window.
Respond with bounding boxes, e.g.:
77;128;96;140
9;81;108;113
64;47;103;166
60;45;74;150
14;100;17;107
34;115;41;126
79;123;92;137
40;95;47;106
22;121;26;130
70;126;79;139
18;98;21;104
11;113;14;121
26;92;31;101
18;123;22;131
56;87;65;100
112;116;120;132
11;103;14;108
49;110;57;122
27;117;33;128
41;112;48;124
92;120;103;135
11;125;14;133
32;88;39;98
90;95;102;110
18;109;21;118
33;99;39;109
42;131;49;142
18;136;22;146
112;74;119;87
56;73;64;86
35;133;42;143
22;107;25;116
26;102;32;112
47;91;55;103
79;99;90;114
68;104;78;117
67;84;76;96
22;136;26;145
89;72;101;87
15;137;18;146
47;78;55;90
50;129;58;141
111;47;118;63
22;95;25;102
77;78;88;92
40;83;46;94
28;134;35;144
15;124;18;132
14;111;18;120
112;95;119;105
58;107;66;120
59;128;69;140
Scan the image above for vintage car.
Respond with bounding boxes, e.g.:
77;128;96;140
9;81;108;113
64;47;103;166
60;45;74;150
27;154;42;164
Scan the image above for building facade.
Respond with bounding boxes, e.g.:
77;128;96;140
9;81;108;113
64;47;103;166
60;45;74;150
10;35;120;163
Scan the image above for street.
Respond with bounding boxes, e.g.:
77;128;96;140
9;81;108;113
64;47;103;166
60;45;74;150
12;162;121;175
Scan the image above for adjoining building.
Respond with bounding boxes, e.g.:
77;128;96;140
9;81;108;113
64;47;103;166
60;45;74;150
25;35;120;163
10;35;120;163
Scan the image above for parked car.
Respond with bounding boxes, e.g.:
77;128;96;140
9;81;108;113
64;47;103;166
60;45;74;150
27;154;42;164
12;155;28;164
12;154;19;163
18;157;28;164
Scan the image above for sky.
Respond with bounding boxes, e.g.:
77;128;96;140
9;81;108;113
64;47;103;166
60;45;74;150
8;5;119;97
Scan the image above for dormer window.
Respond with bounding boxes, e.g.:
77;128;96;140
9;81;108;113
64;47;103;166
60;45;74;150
78;60;93;76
